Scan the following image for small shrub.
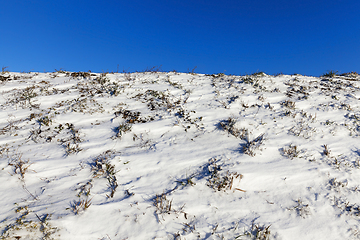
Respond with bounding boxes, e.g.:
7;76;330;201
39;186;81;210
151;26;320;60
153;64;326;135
0;144;9;157
0;75;11;82
113;123;132;139
6;86;39;109
176;174;196;187
322;70;338;78
243;76;259;85
0;118;20;136
243;133;265;157
288;120;316;139
287;198;311;218
237;221;272;240
219;118;248;140
91;151;118;177
328;178;347;192
37;116;52;126
206;158;244;192
76;180;93;197
188;66;197;75
63;142;83;155
67;198;92;215
332;196;360;217
1;206;58;239
209;73;225;78
166;76;183;89
252;71;266;77
175;107;202;130
90;150;119;198
123;71;135;81
1;66;9;73
94;73;109;85
8;152;33;179
143;65;162;73
280;100;296;109
68;71;91;79
53;97;104;114
54;68;67;74
286;84;309;100
114;109;148;123
154;193;173;215
106;175;118;198
322;144;331;157
280;144;300;159
153;192;185;222
59;123;83;155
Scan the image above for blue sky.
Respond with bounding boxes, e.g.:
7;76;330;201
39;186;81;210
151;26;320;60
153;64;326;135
1;0;359;76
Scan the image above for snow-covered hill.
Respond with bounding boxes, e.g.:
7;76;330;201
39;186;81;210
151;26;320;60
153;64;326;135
1;70;360;239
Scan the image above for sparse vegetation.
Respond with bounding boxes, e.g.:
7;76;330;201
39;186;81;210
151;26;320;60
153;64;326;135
6;86;39;109
1;70;360;239
332;196;360;217
1;206;58;239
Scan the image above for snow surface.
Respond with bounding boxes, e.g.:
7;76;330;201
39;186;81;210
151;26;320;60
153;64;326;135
0;71;360;239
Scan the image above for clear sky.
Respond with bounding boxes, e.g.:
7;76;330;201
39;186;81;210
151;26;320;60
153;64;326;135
1;0;359;76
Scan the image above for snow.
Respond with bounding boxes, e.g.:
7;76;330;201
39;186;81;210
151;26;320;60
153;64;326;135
0;71;360;239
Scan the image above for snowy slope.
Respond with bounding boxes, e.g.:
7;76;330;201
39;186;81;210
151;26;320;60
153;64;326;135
0;70;360;240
